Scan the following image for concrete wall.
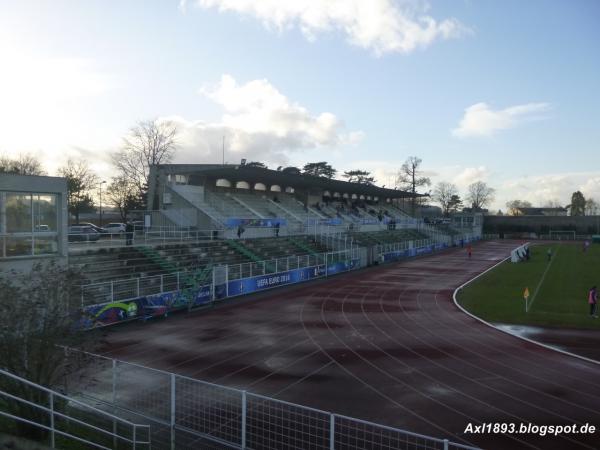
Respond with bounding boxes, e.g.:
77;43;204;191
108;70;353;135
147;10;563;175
483;215;600;235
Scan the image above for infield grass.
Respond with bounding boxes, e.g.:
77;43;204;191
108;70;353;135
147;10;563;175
457;242;600;329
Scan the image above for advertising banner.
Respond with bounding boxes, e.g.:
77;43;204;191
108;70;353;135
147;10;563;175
382;249;410;262
82;284;212;328
325;258;360;275
227;265;326;297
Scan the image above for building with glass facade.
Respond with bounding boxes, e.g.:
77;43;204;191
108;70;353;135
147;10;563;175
0;174;68;271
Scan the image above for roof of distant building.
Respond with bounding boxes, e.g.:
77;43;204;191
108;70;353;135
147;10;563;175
517;207;567;215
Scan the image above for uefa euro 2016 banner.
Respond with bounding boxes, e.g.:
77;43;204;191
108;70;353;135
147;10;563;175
382;243;449;262
223;259;360;298
225;218;287;228
305;218;343;226
81;259;360;328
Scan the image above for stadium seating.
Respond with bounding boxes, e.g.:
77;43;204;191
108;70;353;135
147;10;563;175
72;236;331;285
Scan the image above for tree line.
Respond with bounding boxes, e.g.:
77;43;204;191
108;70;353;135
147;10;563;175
503;192;598;216
3;125;597;219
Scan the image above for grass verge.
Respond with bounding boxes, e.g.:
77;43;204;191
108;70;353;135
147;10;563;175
457;242;600;329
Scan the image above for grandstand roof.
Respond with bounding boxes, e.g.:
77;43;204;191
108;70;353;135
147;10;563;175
154;164;424;199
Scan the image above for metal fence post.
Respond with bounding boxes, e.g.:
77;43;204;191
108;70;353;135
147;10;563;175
171;373;176;450
137;278;140;297
329;414;335;450
50;391;55;448
112;359;117;449
110;281;114;302
241;391;247;449
443;438;449;450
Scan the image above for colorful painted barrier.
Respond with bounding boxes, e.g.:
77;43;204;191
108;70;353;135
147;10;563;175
81;284;212;329
81;258;361;329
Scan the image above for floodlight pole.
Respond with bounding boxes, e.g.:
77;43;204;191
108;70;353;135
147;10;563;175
99;180;106;226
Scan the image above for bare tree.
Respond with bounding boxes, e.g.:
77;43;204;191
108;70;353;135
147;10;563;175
540;199;565;215
0;261;92;440
106;177;143;221
466;181;495;211
432;182;459;216
395;156;431;214
0;153;46;176
58;159;99;223
112;120;178;207
585;198;599;216
505;200;532;216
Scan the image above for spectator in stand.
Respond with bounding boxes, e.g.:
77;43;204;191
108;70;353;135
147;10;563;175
589;286;598;318
274;222;280;238
125;222;134;246
237;225;245;239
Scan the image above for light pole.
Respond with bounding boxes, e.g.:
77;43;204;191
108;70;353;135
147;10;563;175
99;180;106;226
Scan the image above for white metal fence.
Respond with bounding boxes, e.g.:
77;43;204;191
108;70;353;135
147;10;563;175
80;248;358;306
0;368;151;449
66;352;480;450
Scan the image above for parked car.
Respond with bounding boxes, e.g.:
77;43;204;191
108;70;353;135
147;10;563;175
104;223;126;234
75;222;106;234
34;224;50;232
68;225;100;242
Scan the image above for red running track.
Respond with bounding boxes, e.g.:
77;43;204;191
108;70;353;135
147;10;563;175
100;241;600;450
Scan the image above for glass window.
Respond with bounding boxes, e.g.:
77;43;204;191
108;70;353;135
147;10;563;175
33;194;58;232
6;236;32;257
6;193;32;233
34;236;58;255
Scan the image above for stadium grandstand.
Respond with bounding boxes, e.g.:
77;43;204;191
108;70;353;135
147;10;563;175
69;163;483;325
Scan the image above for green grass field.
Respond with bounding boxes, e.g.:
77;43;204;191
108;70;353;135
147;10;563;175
457;242;600;329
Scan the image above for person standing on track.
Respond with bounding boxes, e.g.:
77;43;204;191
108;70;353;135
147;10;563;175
589;286;598;318
467;243;472;259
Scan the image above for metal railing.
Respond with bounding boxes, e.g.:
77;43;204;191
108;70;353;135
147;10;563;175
65;351;480;450
0;368;150;449
80;248;358;306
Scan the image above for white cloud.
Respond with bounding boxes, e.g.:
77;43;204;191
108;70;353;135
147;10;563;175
452;102;551;138
166;74;362;166
452;166;489;188
188;0;470;55
495;172;600;211
0;48;114;174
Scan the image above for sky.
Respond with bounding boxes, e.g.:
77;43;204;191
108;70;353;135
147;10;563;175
0;0;599;212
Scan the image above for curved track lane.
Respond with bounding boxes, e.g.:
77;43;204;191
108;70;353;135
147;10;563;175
102;241;600;449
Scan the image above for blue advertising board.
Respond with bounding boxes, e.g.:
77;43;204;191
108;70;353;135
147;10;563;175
306;218;343;226
227;265;326;297
382;249;410;262
325;258;360;275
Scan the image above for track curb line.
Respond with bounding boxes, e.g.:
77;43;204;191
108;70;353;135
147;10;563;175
452;248;600;367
